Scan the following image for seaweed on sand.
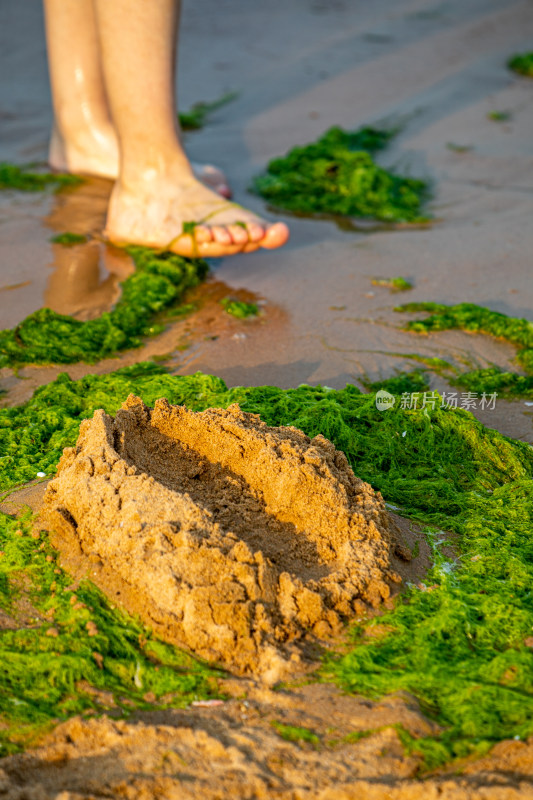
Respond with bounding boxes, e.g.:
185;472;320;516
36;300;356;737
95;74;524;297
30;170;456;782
508;52;533;77
2;363;533;765
50;232;88;245
0;163;82;192
0;509;221;756
178;91;238;130
220;298;259;318
0;247;208;369
252;126;429;223
487;110;512;122
371;276;413;292
0;364;237;753
396;301;533;397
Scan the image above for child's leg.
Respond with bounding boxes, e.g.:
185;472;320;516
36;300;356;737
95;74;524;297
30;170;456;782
44;0;118;178
44;0;231;195
93;0;288;257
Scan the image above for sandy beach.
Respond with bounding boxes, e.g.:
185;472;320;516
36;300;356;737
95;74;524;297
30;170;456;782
1;0;533;796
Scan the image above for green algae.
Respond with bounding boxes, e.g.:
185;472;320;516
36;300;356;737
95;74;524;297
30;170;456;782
0;163;82;192
0;364;233;752
396;301;533;397
324;473;533;766
487;110;512;122
365;369;429;396
0;509;221;755
178;91;238;130
271;721;320;747
396;353;453;372
252;126;429;223
508;52;533;77
0;247;208;369
453;367;533;396
3;363;533;764
0;364;248;494
371;276;413;292
220;298;259;319
335;728;373;746
446;142;473;153
50;232;88;246
397;302;533;353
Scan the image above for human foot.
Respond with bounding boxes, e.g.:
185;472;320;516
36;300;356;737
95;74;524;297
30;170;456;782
104;174;289;257
48;126;232;197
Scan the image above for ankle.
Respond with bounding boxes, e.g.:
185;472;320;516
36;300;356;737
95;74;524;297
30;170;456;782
118;151;196;192
52;113;117;154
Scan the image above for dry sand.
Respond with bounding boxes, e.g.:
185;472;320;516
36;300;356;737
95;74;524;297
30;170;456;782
1;0;533;795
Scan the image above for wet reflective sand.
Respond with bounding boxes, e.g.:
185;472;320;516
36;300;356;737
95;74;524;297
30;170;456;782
1;0;532;449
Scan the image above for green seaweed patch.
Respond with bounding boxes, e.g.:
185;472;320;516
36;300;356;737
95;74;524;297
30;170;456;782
334;728;373;746
365;369;429;396
0;247;208;369
397;353;453;372
0;364;244;493
321;448;533;766
371;276;413;292
0;509;221;755
220;298;259;319
487;111;512;122
453;367;533;396
398;300;533;354
0;163;82;192
50;232;88;246
508;52;533;77
178;91;238;130
392;724;490;771
396;301;533;396
271;721;320;747
3;365;533;764
165;302;197;319
252;126;429;223
446;143;473;153
383;353;533;400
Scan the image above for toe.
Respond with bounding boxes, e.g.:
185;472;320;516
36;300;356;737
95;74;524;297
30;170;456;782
245;222;266;243
196;241;244;258
192;162;232;198
227;224;249;245
194;224;213;243
217;184;232;199
260;222;290;250
170;236;242;258
211;225;233;245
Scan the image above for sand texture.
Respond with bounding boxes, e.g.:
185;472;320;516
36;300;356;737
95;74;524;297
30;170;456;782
1;683;532;800
41;396;397;678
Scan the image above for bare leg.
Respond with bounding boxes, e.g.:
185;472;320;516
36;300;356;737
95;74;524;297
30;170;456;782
44;0;231;195
44;0;118;179
93;0;289;257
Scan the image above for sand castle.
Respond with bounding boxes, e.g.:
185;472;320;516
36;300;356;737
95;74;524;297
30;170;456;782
42;396;399;679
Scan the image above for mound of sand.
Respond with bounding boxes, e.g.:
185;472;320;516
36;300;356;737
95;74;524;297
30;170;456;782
42;396;398;678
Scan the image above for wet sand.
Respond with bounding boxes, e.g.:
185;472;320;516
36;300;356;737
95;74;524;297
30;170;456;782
1;0;532;444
